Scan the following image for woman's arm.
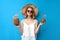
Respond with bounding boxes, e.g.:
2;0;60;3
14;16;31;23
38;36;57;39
35;18;46;35
35;23;43;33
35;21;44;35
17;21;23;35
13;15;23;35
16;25;23;35
34;20;38;35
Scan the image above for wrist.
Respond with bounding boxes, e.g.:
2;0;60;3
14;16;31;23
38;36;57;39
40;22;43;25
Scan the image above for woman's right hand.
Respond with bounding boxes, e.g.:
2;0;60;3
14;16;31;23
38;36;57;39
13;14;20;27
13;14;23;35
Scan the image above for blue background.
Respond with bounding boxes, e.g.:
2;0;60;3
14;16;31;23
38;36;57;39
0;0;60;40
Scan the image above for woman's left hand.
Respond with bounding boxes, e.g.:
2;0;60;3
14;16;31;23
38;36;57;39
40;18;46;25
38;18;46;27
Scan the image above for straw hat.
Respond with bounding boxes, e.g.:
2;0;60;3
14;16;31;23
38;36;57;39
22;4;38;17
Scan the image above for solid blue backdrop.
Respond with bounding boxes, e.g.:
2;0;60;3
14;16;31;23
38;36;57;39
0;0;60;40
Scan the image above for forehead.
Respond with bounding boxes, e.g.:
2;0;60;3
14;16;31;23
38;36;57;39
27;8;32;10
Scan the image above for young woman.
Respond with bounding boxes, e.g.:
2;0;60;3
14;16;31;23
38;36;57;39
13;4;46;40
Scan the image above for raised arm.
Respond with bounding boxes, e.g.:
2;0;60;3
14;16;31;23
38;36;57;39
35;18;46;35
34;20;38;35
13;15;23;35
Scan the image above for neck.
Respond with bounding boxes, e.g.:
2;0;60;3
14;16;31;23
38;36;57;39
27;16;33;20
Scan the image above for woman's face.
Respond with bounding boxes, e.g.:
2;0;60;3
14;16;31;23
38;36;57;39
26;8;33;16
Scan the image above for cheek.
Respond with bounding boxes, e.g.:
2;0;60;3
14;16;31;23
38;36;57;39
26;12;30;15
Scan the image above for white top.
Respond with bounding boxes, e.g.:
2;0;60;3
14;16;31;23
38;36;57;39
23;22;35;37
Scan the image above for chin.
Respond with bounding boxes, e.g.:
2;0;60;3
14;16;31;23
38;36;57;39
27;13;32;16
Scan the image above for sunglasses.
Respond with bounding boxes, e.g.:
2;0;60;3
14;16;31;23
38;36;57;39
27;10;34;13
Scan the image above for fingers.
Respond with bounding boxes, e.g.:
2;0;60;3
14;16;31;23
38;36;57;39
40;22;44;25
39;19;46;26
41;18;46;23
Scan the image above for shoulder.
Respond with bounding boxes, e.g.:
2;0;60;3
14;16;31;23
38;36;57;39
21;19;26;24
34;19;38;26
34;19;38;23
34;19;38;24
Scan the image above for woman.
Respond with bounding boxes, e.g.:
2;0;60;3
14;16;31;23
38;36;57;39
13;4;46;40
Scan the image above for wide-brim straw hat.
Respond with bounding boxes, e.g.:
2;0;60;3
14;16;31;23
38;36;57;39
22;4;38;17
